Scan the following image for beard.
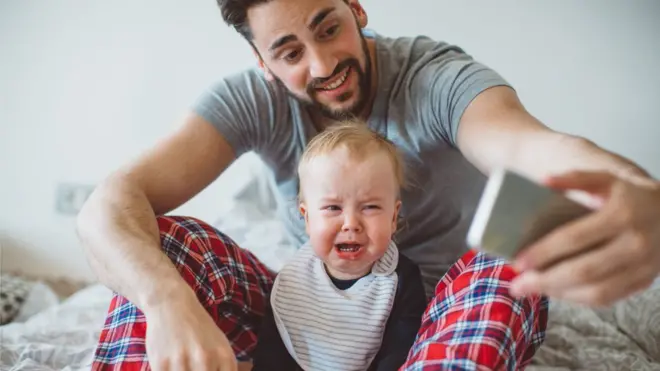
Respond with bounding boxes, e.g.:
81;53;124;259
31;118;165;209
273;32;373;121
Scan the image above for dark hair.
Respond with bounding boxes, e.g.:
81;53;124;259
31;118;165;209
217;0;273;40
217;0;351;40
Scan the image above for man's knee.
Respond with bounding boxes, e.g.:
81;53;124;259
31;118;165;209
156;215;239;258
407;252;549;369
435;250;549;355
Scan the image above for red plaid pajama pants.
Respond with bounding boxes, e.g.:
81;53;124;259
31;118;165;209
92;216;547;370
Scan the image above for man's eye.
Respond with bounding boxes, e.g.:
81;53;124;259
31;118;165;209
325;25;339;36
284;49;302;62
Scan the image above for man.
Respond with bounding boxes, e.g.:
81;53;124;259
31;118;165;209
78;0;660;370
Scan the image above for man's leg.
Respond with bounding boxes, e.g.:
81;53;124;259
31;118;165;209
402;249;548;371
91;215;276;370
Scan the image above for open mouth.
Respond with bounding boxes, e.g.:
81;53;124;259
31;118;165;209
335;243;361;252
334;243;365;260
316;67;350;91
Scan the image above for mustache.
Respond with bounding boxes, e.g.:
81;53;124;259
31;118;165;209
308;59;361;89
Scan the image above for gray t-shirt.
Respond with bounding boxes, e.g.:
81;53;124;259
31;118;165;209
193;30;511;295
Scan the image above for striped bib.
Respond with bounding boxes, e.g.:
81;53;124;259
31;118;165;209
270;241;399;371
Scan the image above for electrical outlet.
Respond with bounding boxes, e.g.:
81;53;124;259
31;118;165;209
55;183;95;215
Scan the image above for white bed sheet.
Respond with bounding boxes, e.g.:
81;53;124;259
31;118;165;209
0;284;112;371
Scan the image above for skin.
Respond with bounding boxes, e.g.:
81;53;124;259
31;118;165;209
76;0;660;369
298;147;401;280
248;0;376;122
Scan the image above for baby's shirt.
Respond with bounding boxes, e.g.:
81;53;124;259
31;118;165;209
252;242;428;371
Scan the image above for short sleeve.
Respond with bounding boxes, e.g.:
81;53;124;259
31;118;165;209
191;68;287;157
413;43;512;146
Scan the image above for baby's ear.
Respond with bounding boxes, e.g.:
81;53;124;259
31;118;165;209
299;202;311;234
298;203;307;219
392;200;402;231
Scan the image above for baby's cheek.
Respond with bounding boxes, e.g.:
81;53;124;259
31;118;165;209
309;218;331;235
376;232;394;249
308;224;335;248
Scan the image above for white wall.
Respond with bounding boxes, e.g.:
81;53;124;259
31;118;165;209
1;0;659;282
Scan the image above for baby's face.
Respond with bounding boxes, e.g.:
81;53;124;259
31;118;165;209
299;147;401;280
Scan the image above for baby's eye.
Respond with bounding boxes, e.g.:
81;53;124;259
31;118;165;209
365;205;380;210
324;205;341;211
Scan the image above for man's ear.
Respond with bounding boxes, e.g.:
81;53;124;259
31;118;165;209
347;0;368;28
252;48;274;81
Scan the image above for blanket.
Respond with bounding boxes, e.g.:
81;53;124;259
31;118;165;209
1;280;658;370
529;279;660;371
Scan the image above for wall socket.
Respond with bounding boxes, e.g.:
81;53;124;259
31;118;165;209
55;183;95;215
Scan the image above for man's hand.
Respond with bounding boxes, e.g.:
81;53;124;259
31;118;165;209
145;296;238;371
510;170;660;307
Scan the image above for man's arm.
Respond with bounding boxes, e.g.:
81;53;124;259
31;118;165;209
456;85;653;184
77;113;235;310
456;85;660;307
77;112;244;370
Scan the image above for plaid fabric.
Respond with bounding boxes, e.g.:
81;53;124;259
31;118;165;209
91;216;547;371
91;216;276;370
401;249;548;370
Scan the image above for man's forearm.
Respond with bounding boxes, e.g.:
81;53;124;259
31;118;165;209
458;86;656;187
76;174;194;312
513;132;656;187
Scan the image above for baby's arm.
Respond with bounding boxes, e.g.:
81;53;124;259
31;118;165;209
250;296;301;371
370;256;428;371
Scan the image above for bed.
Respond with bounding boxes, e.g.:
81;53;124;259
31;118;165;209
2;159;659;371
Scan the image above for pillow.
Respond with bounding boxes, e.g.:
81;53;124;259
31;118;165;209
0;274;33;325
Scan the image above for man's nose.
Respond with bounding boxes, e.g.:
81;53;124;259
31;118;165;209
308;47;338;79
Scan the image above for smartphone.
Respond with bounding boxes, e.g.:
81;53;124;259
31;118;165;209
466;168;593;260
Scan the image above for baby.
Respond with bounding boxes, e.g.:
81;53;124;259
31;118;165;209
251;122;428;371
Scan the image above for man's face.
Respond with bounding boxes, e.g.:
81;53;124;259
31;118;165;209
247;0;372;120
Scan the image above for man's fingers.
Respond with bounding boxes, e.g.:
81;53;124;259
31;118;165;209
554;263;656;307
217;350;238;371
511;233;636;297
544;170;617;194
188;353;214;371
152;361;170;371
188;349;238;371
514;206;620;271
511;230;657;306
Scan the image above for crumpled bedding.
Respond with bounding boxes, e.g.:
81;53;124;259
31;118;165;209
529;279;660;371
2;158;659;370
0;284;112;371
2;278;658;371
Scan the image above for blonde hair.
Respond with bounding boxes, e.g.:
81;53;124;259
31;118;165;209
297;121;406;200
